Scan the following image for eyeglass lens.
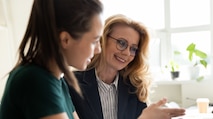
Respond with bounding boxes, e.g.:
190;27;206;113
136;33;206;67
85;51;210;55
109;36;138;56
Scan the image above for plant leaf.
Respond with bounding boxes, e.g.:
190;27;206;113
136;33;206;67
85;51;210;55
186;43;195;51
174;50;181;55
186;43;195;61
196;76;204;82
194;49;207;59
200;60;207;68
188;52;193;61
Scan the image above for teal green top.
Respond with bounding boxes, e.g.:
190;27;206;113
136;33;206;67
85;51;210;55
0;64;75;119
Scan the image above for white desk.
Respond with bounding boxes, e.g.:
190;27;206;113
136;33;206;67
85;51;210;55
172;106;213;119
150;80;213;108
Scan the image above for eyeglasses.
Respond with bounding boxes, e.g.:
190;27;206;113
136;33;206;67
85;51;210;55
108;35;138;56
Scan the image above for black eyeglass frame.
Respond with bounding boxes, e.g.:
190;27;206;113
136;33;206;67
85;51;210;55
108;35;138;56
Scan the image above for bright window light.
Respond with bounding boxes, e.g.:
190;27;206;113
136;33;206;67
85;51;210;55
170;0;210;28
102;0;165;29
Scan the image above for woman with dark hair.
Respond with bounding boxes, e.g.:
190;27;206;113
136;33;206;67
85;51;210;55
0;0;103;118
69;14;185;119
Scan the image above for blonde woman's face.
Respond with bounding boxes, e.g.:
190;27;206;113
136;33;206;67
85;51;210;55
105;25;139;70
61;15;103;70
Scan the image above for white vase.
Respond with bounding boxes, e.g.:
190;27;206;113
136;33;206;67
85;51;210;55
189;65;200;80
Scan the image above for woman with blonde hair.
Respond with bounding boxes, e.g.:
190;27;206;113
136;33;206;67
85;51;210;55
69;14;185;119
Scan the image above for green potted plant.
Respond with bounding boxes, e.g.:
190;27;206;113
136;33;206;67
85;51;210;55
165;60;180;80
165;51;181;80
186;43;208;81
186;43;207;68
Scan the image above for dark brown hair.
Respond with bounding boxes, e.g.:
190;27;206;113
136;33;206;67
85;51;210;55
15;0;103;94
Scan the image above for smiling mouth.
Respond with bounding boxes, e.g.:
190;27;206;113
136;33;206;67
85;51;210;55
115;55;126;63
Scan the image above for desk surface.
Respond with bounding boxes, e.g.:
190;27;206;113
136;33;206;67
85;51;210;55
172;106;213;119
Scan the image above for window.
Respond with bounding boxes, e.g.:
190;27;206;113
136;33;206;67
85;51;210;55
170;0;210;28
103;0;213;81
171;31;211;78
102;0;165;29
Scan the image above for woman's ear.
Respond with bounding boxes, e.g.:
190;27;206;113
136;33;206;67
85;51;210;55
59;31;73;48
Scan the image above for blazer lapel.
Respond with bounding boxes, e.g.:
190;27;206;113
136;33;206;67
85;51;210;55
117;76;129;119
81;69;103;119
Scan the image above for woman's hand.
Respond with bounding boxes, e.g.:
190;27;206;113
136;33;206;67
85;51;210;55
73;111;80;119
138;98;185;119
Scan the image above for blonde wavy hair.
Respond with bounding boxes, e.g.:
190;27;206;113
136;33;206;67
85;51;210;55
87;14;151;102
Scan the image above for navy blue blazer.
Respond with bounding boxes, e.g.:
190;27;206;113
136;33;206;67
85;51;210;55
68;68;147;119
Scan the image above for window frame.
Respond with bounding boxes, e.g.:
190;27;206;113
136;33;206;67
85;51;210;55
155;0;213;79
